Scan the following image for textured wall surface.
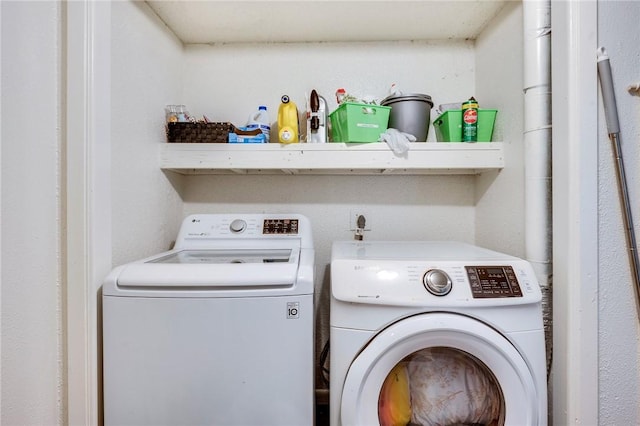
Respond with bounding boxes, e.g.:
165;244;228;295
597;1;640;423
1;1;63;424
111;1;185;266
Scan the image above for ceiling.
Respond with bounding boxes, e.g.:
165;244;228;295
145;0;510;44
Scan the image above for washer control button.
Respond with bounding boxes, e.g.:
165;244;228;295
423;269;452;296
229;219;247;233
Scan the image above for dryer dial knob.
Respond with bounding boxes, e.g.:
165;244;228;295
229;219;247;233
423;269;452;296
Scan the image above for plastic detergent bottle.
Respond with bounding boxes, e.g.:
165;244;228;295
278;95;299;143
246;105;271;143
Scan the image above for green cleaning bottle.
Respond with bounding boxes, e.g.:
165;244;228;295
462;96;479;142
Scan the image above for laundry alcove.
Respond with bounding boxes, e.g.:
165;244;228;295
68;0;542;423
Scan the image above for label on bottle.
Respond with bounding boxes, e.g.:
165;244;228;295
280;128;293;142
246;123;270;142
246;123;270;133
462;98;479;142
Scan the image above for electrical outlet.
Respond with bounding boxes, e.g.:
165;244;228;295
349;210;371;231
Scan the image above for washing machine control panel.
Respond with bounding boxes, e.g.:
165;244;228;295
176;215;308;240
262;219;299;235
465;266;523;298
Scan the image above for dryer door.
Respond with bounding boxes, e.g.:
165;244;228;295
341;313;541;426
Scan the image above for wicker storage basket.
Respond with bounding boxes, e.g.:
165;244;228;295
166;122;235;143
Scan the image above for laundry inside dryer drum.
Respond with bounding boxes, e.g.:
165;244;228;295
378;347;505;426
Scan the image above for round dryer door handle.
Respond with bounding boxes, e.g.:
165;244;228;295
423;269;452;296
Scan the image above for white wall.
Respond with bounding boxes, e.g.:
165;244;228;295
183;40;475;128
474;2;525;258
1;1;63;424
597;1;640;422
111;1;184;266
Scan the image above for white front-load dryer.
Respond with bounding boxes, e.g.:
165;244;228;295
330;241;547;426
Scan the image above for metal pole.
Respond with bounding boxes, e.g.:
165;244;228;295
597;47;640;317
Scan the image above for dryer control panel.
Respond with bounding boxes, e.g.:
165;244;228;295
466;266;523;298
331;241;542;308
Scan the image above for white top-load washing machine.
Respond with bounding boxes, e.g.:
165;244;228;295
330;241;547;426
103;214;314;426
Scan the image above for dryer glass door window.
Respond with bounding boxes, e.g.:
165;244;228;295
378;347;504;426
340;313;540;426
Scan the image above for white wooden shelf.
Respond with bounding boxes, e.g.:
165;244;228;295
160;142;504;176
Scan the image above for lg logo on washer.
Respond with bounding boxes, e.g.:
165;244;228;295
287;302;300;319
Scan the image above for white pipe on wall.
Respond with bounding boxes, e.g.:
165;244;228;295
523;0;553;370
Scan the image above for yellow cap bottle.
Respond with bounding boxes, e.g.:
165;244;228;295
277;95;299;143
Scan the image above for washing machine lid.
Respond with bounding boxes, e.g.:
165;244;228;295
112;246;300;288
340;313;542;426
149;248;293;264
103;214;316;297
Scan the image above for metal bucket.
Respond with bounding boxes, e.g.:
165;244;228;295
381;93;433;141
